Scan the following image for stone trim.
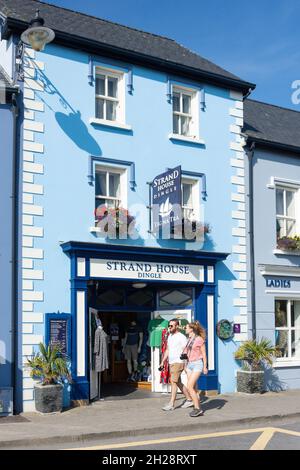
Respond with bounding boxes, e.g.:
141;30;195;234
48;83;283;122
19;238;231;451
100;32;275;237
229;92;248;341
22;47;45;412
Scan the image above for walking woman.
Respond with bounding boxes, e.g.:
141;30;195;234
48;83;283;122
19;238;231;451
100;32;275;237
183;321;208;417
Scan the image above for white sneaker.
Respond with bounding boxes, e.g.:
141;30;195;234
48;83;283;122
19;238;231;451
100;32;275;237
162;403;175;411
180;400;194;409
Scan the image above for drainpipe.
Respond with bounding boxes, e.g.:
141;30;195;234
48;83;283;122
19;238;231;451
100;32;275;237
11;91;20;414
246;141;257;340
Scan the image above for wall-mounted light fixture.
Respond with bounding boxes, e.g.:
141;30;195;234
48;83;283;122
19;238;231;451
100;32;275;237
15;9;55;81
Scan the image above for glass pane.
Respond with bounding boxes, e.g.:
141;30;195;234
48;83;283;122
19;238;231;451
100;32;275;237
172;93;180;112
108;77;118;98
276;218;285;238
292;330;300;358
96;75;105;95
95;98;105;119
276;189;284;215
109;173;120;198
286;190;295;218
182;94;191;114
275;330;289;358
106;100;117;121
182;183;193;207
106;198;118;208
275;300;288;327
95;171;107;196
291;301;300;328
127;289;154;307
181;116;190;136
95;198;106;214
286;219;296;237
96;288;125;306
173;114;179;134
159;288;193;307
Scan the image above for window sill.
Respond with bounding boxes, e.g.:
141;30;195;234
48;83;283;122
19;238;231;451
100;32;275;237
168;133;205;146
273;249;300;256
274;361;300;368
89;118;132;131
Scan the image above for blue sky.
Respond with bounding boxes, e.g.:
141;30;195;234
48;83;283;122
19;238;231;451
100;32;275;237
44;0;300;110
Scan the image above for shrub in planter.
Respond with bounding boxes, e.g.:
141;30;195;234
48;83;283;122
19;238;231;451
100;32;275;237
26;343;71;413
277;235;300;251
234;338;277;394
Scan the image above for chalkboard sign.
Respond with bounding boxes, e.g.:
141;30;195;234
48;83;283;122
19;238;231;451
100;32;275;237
45;313;71;357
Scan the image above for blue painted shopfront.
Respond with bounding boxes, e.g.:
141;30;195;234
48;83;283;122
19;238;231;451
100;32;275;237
62;242;228;401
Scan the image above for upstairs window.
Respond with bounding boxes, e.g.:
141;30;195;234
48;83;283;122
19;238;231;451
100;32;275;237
172;86;198;138
95;68;124;123
95;168;121;211
276;187;297;238
181;178;199;221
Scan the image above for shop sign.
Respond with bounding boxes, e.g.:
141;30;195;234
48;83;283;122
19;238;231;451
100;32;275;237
90;258;204;283
152;166;182;231
266;278;291;288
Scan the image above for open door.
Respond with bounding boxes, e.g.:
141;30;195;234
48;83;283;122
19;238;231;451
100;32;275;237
89;308;98;400
151;309;193;392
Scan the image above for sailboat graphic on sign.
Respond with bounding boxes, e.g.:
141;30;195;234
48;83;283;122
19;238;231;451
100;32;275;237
159;197;172;218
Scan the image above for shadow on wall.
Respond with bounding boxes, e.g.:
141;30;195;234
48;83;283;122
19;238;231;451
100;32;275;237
264;366;288;392
28;65;102;156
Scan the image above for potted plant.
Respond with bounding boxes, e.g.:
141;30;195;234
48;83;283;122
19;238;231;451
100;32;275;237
26;343;71;413
277;235;300;252
234;338;277;394
94;205;136;238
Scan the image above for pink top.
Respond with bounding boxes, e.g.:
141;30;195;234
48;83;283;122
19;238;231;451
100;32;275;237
185;336;204;362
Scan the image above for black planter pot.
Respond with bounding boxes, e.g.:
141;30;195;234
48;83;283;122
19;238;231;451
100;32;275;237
236;370;265;394
34;383;63;413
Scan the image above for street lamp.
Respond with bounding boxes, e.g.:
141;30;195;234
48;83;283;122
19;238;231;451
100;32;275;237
21;9;55;52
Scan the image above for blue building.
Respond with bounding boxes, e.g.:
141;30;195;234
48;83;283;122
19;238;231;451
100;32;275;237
0;0;257;413
0;64;19;415
244;100;300;391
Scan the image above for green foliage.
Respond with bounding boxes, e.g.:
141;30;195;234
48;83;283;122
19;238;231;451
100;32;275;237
234;338;277;371
26;343;72;386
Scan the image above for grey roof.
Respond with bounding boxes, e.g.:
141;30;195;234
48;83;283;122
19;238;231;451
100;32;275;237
244;99;300;153
0;64;16;90
0;0;255;92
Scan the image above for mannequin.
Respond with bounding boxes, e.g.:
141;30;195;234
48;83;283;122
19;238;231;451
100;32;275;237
123;320;143;381
94;314;109;398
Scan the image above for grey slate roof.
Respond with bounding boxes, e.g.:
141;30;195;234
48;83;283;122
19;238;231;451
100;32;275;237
244;99;300;153
0;0;254;92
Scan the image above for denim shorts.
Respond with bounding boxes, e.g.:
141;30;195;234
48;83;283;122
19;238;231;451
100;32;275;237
186;360;203;372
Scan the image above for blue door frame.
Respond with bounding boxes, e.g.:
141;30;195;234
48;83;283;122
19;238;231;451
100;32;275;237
61;242;228;400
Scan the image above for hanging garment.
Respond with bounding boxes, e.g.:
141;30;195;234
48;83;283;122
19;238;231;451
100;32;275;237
160;328;170;384
94;327;109;372
148;318;169;347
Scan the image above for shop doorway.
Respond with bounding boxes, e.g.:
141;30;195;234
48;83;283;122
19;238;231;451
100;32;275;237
89;308;152;400
87;281;195;401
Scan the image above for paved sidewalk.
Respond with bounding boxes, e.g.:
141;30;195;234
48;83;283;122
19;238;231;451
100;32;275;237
1;390;300;448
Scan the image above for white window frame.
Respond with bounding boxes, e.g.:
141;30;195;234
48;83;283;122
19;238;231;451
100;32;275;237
181;177;200;221
172;85;199;139
276;185;299;239
94;66;125;124
94;165;127;223
275;298;300;363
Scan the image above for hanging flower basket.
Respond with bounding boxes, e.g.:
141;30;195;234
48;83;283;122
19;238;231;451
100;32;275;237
94;206;136;238
277;235;300;252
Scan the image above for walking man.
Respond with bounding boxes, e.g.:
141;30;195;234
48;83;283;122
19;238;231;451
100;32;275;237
159;318;193;411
